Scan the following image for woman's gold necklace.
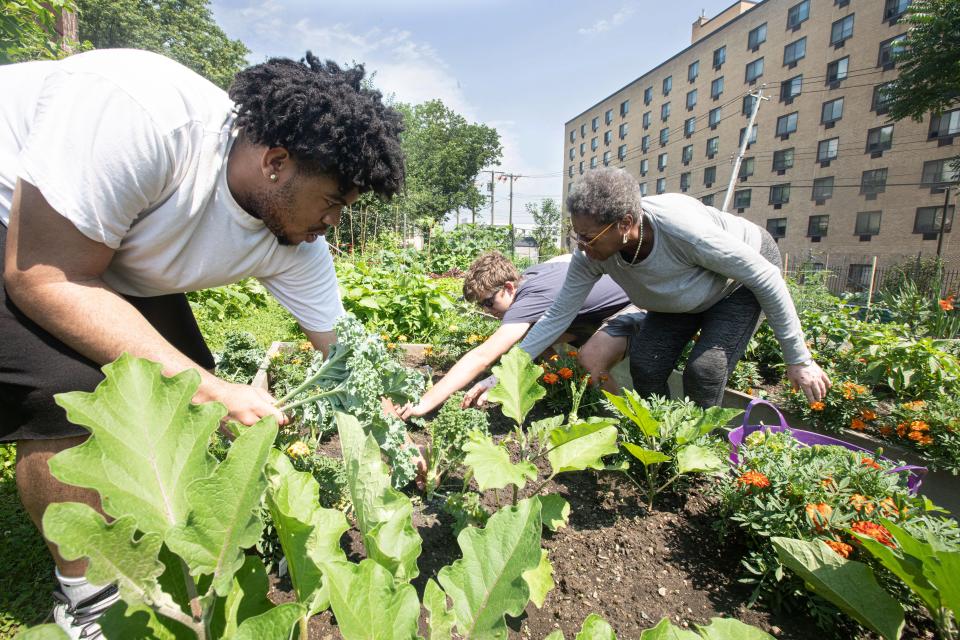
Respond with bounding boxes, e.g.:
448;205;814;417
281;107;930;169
630;214;645;264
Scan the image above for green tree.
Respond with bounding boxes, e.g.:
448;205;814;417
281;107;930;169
75;0;248;88
887;0;960;123
1;0;79;63
527;198;562;260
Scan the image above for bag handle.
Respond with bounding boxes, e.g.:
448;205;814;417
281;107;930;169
741;398;790;436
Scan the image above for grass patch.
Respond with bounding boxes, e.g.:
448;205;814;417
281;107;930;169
196;296;306;353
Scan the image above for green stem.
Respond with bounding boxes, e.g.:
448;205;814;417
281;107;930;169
180;559;206;640
299;615;309;640
512;483;518;506
278;389;338;413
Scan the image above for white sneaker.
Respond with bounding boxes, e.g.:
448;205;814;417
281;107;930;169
52;585;119;640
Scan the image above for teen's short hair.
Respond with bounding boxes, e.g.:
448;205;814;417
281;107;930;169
463;251;521;303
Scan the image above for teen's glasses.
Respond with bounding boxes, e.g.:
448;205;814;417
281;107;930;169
479;288;502;309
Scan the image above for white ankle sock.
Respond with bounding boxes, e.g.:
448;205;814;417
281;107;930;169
55;569;109;606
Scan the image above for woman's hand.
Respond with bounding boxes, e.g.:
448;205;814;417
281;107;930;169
786;360;831;403
462;375;498;408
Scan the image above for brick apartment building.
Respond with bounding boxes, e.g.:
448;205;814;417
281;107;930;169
563;0;959;287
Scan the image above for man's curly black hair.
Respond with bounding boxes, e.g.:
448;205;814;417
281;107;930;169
229;52;405;198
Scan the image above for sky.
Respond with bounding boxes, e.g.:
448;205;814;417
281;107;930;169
210;0;741;229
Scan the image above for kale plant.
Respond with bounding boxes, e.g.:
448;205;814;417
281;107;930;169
423;391;489;494
214;331;265;384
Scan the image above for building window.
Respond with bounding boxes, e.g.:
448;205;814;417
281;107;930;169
776;112;799;137
812;176;834;201
773;148;795;171
855;211;882;236
830;15;855;46
663;75;672;95
872;82;894;114
686;89;698;110
578;161;584;174
656;178;666;194
603;150;612;166
711;77;724;99
739;157;755;179
739;124;758;146
787;0;810;29
929;109;960;139
591;137;598;151
592;117;599;132
642;111;651;129
742;94;757;116
688;60;699;83
620;99;630;116
658;153;668;171
640;158;649;175
708;107;721;129
884;0;911;22
702;194;715;206
735;189;752;209
770;183;791;205
682;144;694;164
826;56;849;84
680;172;691;192
568;182;574;193
860;168;888;195
766;217;787;238
641;135;650;153
619;122;629;139
568;165;573;178
569;130;575;143
784;37;806;66
659;127;670;146
713;45;726;69
821;98;844;125
639;182;648;196
866;125;894;153
618;144;628;161
704;165;716;186
921;159;959;187
580;142;585;156
818;138;839;163
745;57;764;83
661;102;671;121
706;136;719;158
808;214;829;237
644;86;654;106
915;206;955;235
605;109;614;125
684;117;696;137
780;75;803;101
878;35;906;68
590;156;597;169
580;124;586;137
748;23;767;50
604;130;613;145
569;147;575;161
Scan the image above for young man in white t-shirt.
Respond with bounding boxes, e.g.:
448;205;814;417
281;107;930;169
0;49;405;637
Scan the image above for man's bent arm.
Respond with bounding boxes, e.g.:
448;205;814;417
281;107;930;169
303;329;336;358
4;180;284;426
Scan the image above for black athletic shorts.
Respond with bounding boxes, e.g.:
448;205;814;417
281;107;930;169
0;222;215;442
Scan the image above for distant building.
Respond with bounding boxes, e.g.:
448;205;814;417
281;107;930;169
563;0;959;284
514;236;540;262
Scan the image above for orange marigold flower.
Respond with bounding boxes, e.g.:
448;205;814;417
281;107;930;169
861;457;882;470
902;400;926;411
542;373;560;385
910;420;929;432
919;434;934;445
879;497;900;517
737;470;771;489
896;422;908;438
851;521;896;548
805;503;833;530
810;401;825;411
939;295;955;311
820;477;835;489
849;494;875;514
558;367;574;380
908;430;926;442
860;409;877;421
825;539;853;558
879;425;894;437
850;418;868;431
566;350;578;357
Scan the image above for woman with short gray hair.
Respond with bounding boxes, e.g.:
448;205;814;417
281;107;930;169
465;167;830;408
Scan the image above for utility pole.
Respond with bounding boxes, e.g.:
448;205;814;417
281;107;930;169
508;174;516;257
936;184;953;259
722;87;768;213
489;170;496;224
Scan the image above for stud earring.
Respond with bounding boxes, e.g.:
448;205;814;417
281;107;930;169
269;173;278;182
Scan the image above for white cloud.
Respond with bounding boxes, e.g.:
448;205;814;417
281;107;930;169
578;3;638;36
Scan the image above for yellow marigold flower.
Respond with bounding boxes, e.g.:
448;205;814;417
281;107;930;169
448;324;459;332
298;342;312;352
286;441;310;458
397;335;408;342
380;333;390;341
549;354;560;362
387;342;397;350
423;345;434;355
902;400;926;411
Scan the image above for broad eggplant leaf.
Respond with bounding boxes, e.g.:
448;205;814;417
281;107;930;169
547;419;619;477
233;602;305;640
99;601;195;639
42;503;168;609
772;537;904;640
539;494;571;532
50;355;222;535
210;556;274;639
676;407;743;445
575;614;617;640
638;618;699;640
424;579;456;640
696;617;775;639
523;549;555;608
265;450;349;616
166;419;277;596
462;432;537;492
323;560;420;640
12;626;69;640
439;497;543;639
602;390;659;438
675;445;724;474
623;444;671;467
486;347;545;426
337;412;421;582
544;632;565;640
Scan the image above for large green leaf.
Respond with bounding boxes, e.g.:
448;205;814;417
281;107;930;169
486;347;545;426
13;626;69;640
675;407;743;445
602;390;659;438
165;418;276;596
50;355;223;535
42;503;168;608
523;549;555;608
623;444;671;467
424;579;456;640
924;550;960;619
323;560;420;640
209;556;274;639
233;602;306;640
771;537;904;640
575;614;617;640
439;497;544;639
638;618;699;640
264;449;349;616
675;445;724;474
547;419;619;477
539;494;570;532
544;632;565;640
98;600;195;639
336;412;421;582
462;431;537;492
696;618;775;639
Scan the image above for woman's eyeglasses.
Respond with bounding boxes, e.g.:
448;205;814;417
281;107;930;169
568;220;616;247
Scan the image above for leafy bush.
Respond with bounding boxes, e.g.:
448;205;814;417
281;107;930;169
423;312;499;370
214;331;266;384
187;278;269;323
422;392;489;494
425;224;511;274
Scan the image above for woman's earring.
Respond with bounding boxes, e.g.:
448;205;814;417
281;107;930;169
622;232;628;244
